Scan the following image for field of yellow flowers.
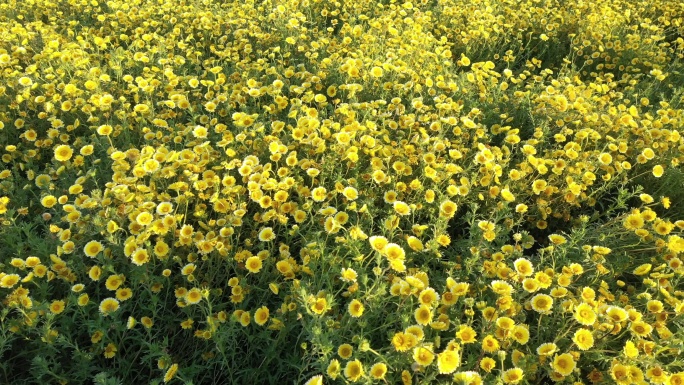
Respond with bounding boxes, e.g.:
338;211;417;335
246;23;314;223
1;0;684;383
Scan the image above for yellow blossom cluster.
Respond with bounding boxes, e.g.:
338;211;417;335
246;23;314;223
0;0;684;383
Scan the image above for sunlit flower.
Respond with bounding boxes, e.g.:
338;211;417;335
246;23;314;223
258;227;276;242
573;328;594;350
552;353;576;376
348;299;364;318
437;350;460;374
163;364;179;383
84;240;104;257
245;256;263;273
344;359;364;382
99;298;120;315
530;294;553;314
54;145;73;162
574;303;597;325
254;306;270;326
369;363;387;379
327;359;341;380
502;368;524;384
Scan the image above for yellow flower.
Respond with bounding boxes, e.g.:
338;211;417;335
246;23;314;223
456;325;477;344
502;367;524;384
532;179;547;194
537;342;557;356
606;306;628;323
439;200;458;218
50;300;66;314
513;258;534;277
383;243;405;262
18;76;33;87
624;212;645;230
608;364;630;385
491;280;513;296
89;265;102;281
54;145;73;162
530;294;553;314
163;363;179;383
131;248;150;266
405;325;424;341
83;240;104;257
392;332;417;352
401;370;412;385
393;201;411;216
521;278;539;294
407;236;424;251
662;196;671;209
645;366;667;384
254;306;270;326
652;164;664;177
335;343;352;359
624;340;638;358
343;186;358;200
574;303;597;326
515;203;528;213
414;305;433;326
437;350;460;374
77;293;89;306
369;363;387;379
633;263;652;276
413;347;435;366
340;268;357;283
418;288;438;306
133;103;150;114
91;330;104;344
572;329;594;350
369;236;388;252
496;317;515;330
479;357;496;372
646;299;664;313
136;212;153;226
500;188;515;202
348;299;364;318
276;260;294;278
97;124;113;136
598;152;613;165
185;288;203;305
630;320;653;337
114;287;132;301
180;318;194;329
192;125;208;138
41;195;57;208
548;234;567;245
143;159;160;173
258;227;276;242
104;343;117;358
370;66;384;78
552;353;575;376
141;316;154;329
481;335;500;353
668;235;684;254
0;274;20;288
311;187;327;202
245;256;263;273
99;298;120;315
344;359;364;382
511;325;530;345
327;359;341;379
311;298;328;315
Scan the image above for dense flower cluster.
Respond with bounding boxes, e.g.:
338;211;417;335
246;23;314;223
0;0;684;383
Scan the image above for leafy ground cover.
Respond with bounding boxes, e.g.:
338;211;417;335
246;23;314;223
1;0;684;384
